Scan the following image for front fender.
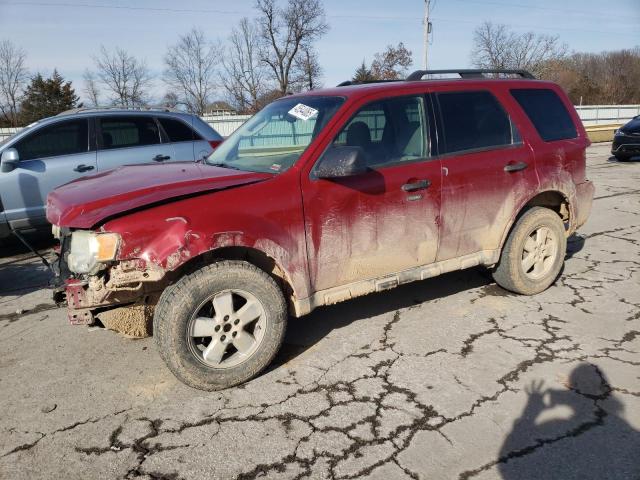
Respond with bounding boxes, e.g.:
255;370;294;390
100;192;309;300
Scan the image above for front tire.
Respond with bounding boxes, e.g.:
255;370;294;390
493;207;567;295
154;260;287;391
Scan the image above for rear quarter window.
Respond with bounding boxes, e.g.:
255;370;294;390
159;117;201;142
511;88;577;142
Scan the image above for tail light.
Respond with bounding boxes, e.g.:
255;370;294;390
209;140;222;150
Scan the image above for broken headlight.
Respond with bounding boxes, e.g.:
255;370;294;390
67;231;121;274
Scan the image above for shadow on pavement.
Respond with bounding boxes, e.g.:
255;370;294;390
566;233;586;260
0;231;55;259
0;231;55;297
607;154;640;163
274;267;493;366
497;363;640;480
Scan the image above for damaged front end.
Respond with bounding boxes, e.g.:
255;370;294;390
52;227;169;337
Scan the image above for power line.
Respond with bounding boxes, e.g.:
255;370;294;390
0;1;249;15
2;0;637;36
449;0;637;20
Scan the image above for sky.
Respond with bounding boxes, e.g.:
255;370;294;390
0;0;639;103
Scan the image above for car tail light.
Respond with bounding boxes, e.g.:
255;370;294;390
209;140;222;150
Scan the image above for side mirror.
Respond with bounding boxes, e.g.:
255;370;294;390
0;148;19;173
315;146;368;179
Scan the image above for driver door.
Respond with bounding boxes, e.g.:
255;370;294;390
302;94;442;292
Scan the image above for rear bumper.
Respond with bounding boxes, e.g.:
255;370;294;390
573;180;595;232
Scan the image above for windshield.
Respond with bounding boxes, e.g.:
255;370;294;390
206;96;344;173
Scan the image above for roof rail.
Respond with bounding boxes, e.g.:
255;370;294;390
336;79;404;87
56;106;181;116
406;69;535;81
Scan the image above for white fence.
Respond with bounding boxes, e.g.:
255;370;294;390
575;105;640;126
201;114;251;137
1;105;639;142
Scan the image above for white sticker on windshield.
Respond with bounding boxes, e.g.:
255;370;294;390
288;103;318;121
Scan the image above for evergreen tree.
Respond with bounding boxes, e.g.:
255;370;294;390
352;60;375;82
20;70;81;123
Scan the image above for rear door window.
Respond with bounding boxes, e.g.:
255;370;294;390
99;116;161;149
436;91;518;155
15;119;89;160
511;88;577;142
158;117;201;142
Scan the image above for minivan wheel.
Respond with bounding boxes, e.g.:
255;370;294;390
154;260;287;391
492;207;567;295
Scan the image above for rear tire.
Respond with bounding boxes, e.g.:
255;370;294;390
154;260;287;391
493;207;566;295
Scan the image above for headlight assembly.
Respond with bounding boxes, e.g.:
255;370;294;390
67;231;121;274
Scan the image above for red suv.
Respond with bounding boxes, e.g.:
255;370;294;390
48;69;594;391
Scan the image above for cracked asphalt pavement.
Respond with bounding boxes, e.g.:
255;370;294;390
1;143;639;480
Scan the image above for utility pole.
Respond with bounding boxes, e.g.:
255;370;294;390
423;0;432;69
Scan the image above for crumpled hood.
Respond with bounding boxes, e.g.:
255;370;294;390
47;162;272;228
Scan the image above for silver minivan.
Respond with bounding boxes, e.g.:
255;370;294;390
0;108;223;238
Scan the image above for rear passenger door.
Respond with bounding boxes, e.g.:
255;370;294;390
434;89;537;261
96;115;176;171
157;116;201;161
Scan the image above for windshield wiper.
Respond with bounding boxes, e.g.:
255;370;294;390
207;162;243;171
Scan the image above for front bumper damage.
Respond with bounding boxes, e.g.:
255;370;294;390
53;237;169;336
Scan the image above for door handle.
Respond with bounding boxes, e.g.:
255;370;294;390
73;164;95;173
402;179;431;192
504;161;528;172
153;154;171;162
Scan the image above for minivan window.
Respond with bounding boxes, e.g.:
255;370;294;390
437;91;517;155
159;118;200;142
207;96;344;173
333;95;429;167
99;116;161;149
511;88;577;142
15;119;89;161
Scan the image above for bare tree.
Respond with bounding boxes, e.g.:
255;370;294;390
293;47;323;91
162;91;180;109
164;28;221;115
222;17;269;113
82;69;100;107
255;0;328;95
471;22;567;77
544;48;640;105
94;46;152;107
0;39;28;127
370;42;413;80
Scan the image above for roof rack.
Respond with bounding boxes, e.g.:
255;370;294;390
56;106;181;116
406;69;535;81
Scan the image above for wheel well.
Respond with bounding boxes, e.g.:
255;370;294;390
173;246;296;312
525;191;570;224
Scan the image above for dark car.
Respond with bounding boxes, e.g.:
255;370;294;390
48;69;594;391
612;115;640;160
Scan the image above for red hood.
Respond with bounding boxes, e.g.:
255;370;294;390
47;162;272;228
